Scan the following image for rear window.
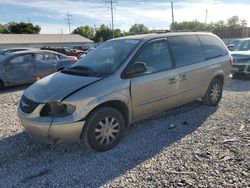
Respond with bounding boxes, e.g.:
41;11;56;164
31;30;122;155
198;35;227;60
168;35;204;68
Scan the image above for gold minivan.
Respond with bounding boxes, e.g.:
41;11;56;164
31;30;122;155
18;32;232;151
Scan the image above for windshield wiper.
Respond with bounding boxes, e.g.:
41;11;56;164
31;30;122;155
62;66;102;77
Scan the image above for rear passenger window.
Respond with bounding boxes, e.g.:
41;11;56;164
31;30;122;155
10;54;33;64
135;40;172;73
168;36;204;68
198;35;227;60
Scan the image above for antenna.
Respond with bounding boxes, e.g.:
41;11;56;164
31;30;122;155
105;0;117;39
66;12;72;34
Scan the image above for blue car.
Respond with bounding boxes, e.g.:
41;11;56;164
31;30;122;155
0;50;77;88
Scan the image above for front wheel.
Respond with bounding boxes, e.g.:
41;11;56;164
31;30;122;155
202;78;223;106
82;107;125;152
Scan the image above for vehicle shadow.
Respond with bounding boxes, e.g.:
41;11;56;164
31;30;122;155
225;76;250;92
0;101;217;187
0;85;29;94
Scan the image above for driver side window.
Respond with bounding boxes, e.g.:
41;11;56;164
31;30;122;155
135;40;173;73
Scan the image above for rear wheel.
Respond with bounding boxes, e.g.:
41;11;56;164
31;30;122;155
202;78;223;106
82;107;125;152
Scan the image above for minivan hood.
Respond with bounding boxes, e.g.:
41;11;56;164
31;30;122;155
24;72;101;102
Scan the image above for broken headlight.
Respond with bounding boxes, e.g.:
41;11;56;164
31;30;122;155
40;102;76;117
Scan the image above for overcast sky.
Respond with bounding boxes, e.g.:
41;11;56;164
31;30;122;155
0;0;249;34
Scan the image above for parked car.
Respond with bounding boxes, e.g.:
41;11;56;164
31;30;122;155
77;48;96;60
41;47;84;58
0;50;77;88
0;48;34;56
230;38;250;75
73;45;89;52
18;32;232;151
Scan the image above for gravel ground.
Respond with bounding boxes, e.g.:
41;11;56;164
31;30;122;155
0;78;249;188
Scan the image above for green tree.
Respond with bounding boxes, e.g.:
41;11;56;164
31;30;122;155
240;19;247;27
224;16;247;28
95;24;112;42
0;24;8;33
129;24;149;35
72;25;95;39
211;20;227;30
5;22;41;34
227;16;240;28
170;20;211;31
114;29;122;38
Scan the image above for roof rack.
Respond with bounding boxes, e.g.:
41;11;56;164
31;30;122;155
154;29;199;34
170;29;197;32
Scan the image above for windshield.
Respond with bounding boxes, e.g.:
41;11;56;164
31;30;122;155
0;49;8;56
62;39;140;77
232;40;250;51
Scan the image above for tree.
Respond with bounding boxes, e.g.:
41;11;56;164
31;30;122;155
226;16;247;28
0;24;8;33
170;20;211;31
95;24;112;42
5;22;41;34
129;24;149;35
240;19;247;27
114;29;122;38
211;20;227;30
72;25;95;39
169;16;248;32
227;16;240;28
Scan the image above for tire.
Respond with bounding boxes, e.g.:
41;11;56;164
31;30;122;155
202;78;223;106
82;107;125;152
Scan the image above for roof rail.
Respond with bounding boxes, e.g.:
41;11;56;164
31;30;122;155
170;29;197;32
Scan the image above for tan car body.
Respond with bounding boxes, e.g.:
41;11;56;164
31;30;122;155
18;32;232;143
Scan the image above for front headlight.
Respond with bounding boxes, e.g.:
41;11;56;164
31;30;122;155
40;102;76;117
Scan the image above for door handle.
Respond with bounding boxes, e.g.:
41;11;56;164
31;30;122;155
179;75;187;81
168;77;177;84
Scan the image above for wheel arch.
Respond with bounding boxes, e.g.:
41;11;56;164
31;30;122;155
212;74;224;85
85;100;130;127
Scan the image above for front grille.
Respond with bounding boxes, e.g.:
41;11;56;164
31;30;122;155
20;96;40;114
233;65;246;71
234;59;250;63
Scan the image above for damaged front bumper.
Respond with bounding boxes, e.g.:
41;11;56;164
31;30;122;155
18;107;85;144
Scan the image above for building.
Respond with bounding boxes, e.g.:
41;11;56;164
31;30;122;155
0;34;93;49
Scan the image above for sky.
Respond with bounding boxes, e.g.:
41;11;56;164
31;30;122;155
0;0;250;34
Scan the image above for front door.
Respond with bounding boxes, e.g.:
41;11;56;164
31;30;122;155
129;39;178;120
4;54;36;85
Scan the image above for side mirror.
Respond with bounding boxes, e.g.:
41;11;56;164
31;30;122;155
126;62;147;77
227;45;234;51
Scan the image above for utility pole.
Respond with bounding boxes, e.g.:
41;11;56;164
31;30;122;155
205;9;208;27
171;1;174;24
105;0;117;39
66;12;72;34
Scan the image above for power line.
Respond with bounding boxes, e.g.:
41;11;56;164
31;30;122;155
66;12;72;34
105;0;117;39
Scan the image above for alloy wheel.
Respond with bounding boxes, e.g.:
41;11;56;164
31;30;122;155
94;116;120;145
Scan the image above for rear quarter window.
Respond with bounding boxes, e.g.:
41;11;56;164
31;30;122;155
198;35;228;60
168;35;204;68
